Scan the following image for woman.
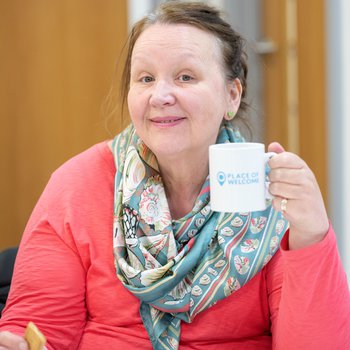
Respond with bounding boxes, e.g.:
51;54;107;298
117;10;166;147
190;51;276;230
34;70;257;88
0;1;349;349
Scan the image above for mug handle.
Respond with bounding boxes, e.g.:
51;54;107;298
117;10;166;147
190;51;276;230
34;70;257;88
264;152;276;200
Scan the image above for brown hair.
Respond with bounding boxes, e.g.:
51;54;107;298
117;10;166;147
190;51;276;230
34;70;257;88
107;1;249;131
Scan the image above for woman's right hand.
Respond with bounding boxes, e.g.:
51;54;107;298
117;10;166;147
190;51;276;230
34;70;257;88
0;331;28;350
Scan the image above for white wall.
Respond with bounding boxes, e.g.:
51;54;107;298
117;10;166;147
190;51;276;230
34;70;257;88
326;0;350;280
127;0;153;29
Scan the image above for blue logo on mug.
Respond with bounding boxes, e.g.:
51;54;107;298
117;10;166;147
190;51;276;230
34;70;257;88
216;171;260;186
217;171;226;186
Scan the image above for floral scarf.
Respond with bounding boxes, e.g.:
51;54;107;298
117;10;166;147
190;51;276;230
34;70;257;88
112;123;288;350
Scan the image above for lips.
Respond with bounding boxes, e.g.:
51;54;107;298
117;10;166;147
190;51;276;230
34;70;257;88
154;119;179;124
150;116;185;125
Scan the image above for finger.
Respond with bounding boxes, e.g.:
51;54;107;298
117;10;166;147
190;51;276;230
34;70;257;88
269;151;306;170
0;331;28;349
268;142;285;154
269;167;310;185
269;182;302;200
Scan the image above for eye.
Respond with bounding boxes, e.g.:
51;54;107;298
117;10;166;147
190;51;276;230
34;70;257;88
178;74;194;82
140;76;154;83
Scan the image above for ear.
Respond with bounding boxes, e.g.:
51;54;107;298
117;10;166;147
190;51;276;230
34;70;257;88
224;78;242;120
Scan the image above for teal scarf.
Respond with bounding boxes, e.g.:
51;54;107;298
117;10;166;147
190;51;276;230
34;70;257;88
112;123;288;350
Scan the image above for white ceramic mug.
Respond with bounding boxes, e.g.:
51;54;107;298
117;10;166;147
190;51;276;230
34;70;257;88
209;143;275;213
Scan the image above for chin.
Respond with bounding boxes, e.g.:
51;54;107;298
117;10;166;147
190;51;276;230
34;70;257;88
150;142;186;159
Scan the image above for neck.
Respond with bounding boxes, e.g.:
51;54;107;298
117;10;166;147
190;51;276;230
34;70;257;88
158;154;209;220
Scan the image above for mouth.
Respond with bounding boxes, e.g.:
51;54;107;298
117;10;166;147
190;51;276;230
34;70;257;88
150;116;185;125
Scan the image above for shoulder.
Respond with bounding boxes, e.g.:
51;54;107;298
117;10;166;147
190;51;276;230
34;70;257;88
16;142;115;263
52;141;115;180
42;141;115;206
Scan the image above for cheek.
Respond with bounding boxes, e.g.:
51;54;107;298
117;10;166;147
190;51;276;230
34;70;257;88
127;89;144;123
181;88;212;111
193;89;226;121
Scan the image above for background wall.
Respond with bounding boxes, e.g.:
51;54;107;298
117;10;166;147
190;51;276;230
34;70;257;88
326;0;350;279
0;0;127;249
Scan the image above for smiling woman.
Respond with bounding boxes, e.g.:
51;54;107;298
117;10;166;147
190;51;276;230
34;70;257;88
128;24;242;173
0;1;349;350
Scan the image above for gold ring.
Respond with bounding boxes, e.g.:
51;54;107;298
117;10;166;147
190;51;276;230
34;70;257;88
281;198;288;213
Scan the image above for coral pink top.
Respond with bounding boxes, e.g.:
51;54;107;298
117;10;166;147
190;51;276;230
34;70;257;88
1;142;349;349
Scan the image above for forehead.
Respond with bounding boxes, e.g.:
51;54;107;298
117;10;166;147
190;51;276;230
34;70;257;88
131;23;222;63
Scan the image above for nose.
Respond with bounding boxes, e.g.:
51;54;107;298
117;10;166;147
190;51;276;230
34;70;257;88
149;79;176;107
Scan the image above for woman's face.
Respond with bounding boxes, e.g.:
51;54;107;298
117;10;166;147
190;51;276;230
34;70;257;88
128;24;241;161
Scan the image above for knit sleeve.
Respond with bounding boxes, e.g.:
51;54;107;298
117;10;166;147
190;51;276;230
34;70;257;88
0;193;87;350
267;225;350;349
0;142;115;350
